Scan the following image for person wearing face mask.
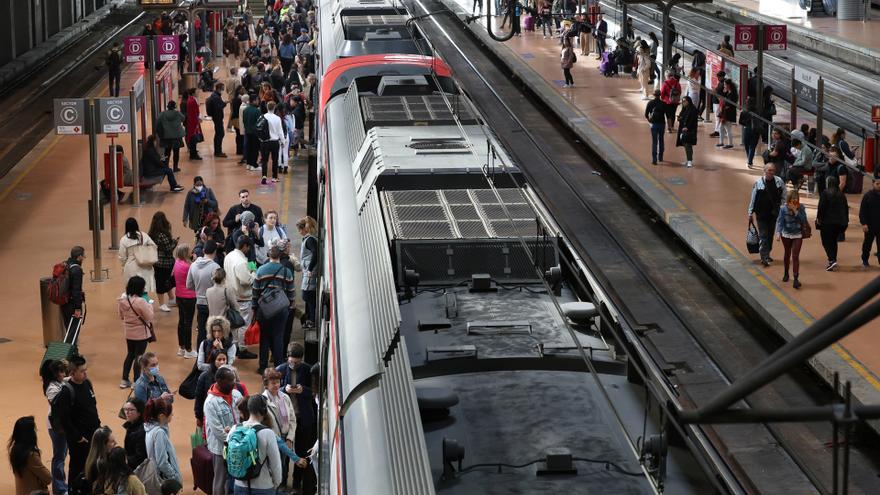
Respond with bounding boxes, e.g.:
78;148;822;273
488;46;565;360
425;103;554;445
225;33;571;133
255;211;288;265
132;353;175;404
776;190;809;289
143;399;182;484
204;366;244;495
276;343;316;493
182;176;219;234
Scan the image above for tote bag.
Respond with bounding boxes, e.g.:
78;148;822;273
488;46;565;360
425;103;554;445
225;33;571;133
132;234;158;267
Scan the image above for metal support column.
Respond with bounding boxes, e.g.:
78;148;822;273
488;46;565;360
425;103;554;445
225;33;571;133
148;37;159;137
816;77;824;144
790;67;797;131
108;142;119;249
87;100;104;282
756;24;764;117
130;88;140;206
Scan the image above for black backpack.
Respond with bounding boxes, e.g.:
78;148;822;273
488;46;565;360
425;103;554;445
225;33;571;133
256;115;270;142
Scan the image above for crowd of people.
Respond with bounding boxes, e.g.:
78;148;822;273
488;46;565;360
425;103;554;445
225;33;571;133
12;3;322;495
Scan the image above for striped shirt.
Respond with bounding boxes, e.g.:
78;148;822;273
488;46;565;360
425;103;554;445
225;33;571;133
252;261;295;308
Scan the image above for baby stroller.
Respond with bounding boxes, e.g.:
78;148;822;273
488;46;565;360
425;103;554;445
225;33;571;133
599;52;616;77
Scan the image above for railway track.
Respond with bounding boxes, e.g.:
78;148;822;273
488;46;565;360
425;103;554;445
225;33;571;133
0;9;144;179
403;1;880;492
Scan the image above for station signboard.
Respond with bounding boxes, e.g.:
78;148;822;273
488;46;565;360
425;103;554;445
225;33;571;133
156;35;179;62
764;25;788;51
97;98;131;134
734;25;757;51
733;24;787;51
53;98;86;135
794;66;819;105
124;36;146;63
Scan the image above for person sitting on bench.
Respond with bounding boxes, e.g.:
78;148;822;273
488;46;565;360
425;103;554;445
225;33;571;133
142;135;185;192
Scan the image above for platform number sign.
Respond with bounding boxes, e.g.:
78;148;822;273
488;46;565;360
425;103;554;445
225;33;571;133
733;24;787;51
734;25;757;51
54;98;86;135
124;36;146;63
765;25;787;51
157;35;179;62
97;98;131;134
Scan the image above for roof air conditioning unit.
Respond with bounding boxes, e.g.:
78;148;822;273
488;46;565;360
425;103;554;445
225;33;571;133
377;75;430;96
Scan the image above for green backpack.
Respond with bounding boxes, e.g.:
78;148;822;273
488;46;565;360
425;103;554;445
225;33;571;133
225;424;267;480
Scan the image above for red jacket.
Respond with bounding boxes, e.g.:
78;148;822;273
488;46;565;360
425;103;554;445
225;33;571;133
186;95;202;140
660;78;682;106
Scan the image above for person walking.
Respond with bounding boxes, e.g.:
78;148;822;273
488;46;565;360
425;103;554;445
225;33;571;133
776;190;808;289
716;79;738;149
253;246;296;374
740;96;760;168
117;276;155;389
645;90;666;165
182;176;219;235
748;164;785;266
204;367;244;495
859;178;880;267
54;354;101;486
660;71;682;133
60;246;86;331
675;96;698;168
118;218;157;294
560;37;576;88
636;41;652;99
206;83;228;158
40;359;69;495
173;244;198;358
144;399;182;484
188;240;221;348
709;71;726;138
8;416;52;495
133;352;175;404
121;398;147;470
156;101;186;172
148;211;178;313
243;97;262;171
816;176;849;271
106;42;123;97
185;88;204;161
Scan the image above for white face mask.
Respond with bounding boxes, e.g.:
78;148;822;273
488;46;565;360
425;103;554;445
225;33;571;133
195;185;204;192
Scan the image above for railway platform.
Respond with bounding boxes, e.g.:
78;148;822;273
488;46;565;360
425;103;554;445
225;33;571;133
0;60;309;492
444;0;880;427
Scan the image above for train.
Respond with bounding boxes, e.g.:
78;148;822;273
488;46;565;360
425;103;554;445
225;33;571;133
310;0;720;493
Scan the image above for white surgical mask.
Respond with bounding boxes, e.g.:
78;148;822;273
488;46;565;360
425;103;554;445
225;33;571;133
195;185;204;192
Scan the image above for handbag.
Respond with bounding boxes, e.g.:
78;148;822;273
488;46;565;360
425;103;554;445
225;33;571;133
132;234;158;267
244;320;261;346
801;220;813;239
224;288;246;328
134;457;163;495
127;297;156;343
194;130;205;143
257;266;290;319
746;221;760;254
762;149;772;164
178;363;201;400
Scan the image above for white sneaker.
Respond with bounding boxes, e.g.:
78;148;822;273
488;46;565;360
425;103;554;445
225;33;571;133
185;350;198;359
166;299;177;307
119;380;131;389
160;304;171;312
686;161;693;168
177;347;185;356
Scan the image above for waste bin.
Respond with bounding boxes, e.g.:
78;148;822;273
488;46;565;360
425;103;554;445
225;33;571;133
40;277;64;347
181;72;199;93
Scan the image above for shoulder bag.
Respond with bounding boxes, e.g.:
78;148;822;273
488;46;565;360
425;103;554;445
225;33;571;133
224;288;246;328
127;297;156;343
257;266;290;319
132;234;159;268
133;457;162;495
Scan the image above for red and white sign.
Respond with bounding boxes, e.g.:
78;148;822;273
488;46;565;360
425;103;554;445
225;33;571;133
734;25;757;51
872;105;880;123
124;36;146;62
764;25;788;51
156;35;180;62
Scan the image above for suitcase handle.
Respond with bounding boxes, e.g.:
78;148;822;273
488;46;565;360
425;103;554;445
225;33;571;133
64;304;85;346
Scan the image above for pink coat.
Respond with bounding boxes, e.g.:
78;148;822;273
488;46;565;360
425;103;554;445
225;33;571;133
117;294;155;341
174;260;197;299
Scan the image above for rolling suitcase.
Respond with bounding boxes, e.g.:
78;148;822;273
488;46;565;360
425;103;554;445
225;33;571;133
41;316;82;365
523;14;535;32
191;444;214;495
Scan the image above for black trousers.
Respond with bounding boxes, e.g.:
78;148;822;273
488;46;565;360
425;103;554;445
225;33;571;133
68;436;91;485
292;423;318;495
109;70;121;97
177;297;196;351
862;230;880;263
820;224;845;263
122;339;149;381
196;304;209;350
163;145;180;170
261;140;280;179
563;68;573;85
213;119;225;154
235;127;244;155
246;133;260;167
258;308;288;371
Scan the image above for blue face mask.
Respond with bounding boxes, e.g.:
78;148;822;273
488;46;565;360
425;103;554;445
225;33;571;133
149;366;160;376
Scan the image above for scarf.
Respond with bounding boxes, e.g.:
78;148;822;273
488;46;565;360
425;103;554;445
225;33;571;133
208;383;233;407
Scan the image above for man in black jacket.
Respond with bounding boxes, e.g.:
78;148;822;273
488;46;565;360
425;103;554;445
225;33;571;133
222;188;265;237
859;179;880;266
645;90;667;164
278;343;318;494
61;246;86;331
594;14;608;59
206;82;228;157
55;354;101;485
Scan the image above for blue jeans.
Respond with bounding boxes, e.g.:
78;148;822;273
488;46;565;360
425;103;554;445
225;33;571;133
743;126;759;165
48;426;67;495
233;486;276;495
650;123;665;162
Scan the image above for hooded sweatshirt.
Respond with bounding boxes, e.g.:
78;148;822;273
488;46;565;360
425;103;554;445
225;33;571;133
144;422;181;482
186;256;220;305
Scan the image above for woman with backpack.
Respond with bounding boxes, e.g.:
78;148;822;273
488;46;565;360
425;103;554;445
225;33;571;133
40;359;69;495
227;395;283;494
8;416;52;495
144;399;182;485
119;218;157;295
156;101;186;172
148;212;178;313
660;71;682;133
92;447;146;495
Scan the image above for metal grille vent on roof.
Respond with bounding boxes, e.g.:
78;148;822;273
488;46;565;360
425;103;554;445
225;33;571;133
361;95;477;127
344;14;408;26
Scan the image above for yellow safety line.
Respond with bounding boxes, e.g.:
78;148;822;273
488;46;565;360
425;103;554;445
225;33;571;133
0;134;63;203
280;158;293;226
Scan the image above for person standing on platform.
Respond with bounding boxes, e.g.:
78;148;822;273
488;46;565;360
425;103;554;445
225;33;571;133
578;14;592;54
859;178;880;267
133;353;175;404
223;189;265;237
118;276;154;389
645;90;666;165
560;37;576;88
121;398;147;470
740;96;760;168
243;97;262;172
709;71;726;138
816;176;849;271
278;343;318;493
41;359;69;495
660;71;681;133
675;96;698;168
157;101;186;172
187;239;219;347
261;101;284;184
143;399;182;485
182;176;219;235
236;18;251;57
748;163;785;267
106;42;123;98
297;217;319;328
54;354;100;487
8;416;52;495
148;211;178;314
173;244;197;358
206;83;228;158
648;32;660;85
225;236;258;358
594;14;607;59
60;246;86;331
119;218;157;294
716;79;738;149
204;366;243;495
253;246;295;374
636;41;652;99
776;190;808;289
718;34;734;57
185;88;204;161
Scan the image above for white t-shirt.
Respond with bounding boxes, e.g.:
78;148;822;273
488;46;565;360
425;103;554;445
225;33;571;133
264;112;284;141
